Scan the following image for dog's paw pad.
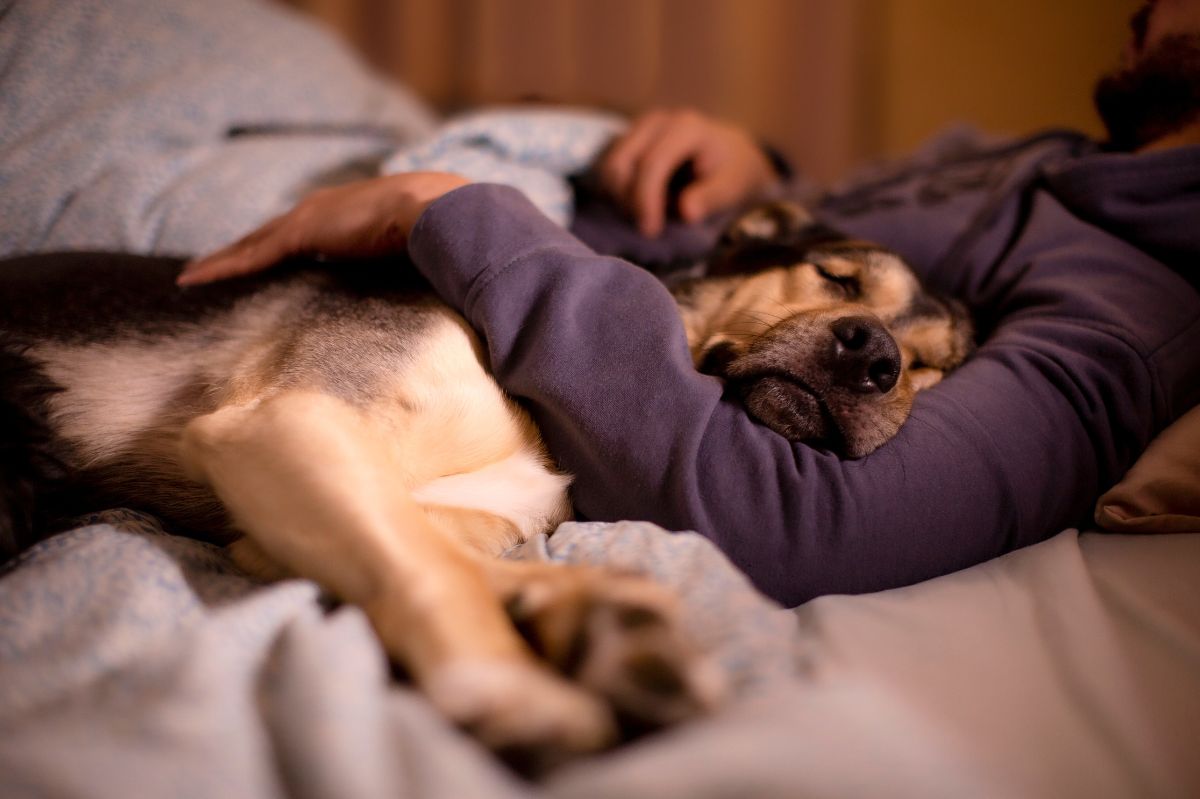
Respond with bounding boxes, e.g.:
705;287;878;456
427;659;616;773
508;572;724;734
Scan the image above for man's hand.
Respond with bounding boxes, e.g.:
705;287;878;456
596;108;780;238
176;172;470;286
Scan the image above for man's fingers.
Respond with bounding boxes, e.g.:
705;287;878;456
629;123;702;236
177;249;273;285
597;109;783;235
177;219;294;285
175;173;472;287
597;112;669;207
678;169;744;224
679;131;778;223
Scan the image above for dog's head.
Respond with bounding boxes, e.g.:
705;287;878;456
677;202;973;458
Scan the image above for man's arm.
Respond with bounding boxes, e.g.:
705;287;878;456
409;183;1199;606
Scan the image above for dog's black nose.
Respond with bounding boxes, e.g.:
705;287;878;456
829;316;900;394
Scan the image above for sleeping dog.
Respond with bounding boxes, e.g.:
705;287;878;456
0;201;971;767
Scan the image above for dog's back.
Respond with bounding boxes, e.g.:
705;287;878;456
0;253;569;559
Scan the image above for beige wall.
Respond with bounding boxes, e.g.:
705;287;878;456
284;0;1138;181
875;0;1138;157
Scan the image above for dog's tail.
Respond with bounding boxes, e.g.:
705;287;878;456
0;339;71;563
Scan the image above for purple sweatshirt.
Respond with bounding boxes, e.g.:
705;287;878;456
408;132;1200;606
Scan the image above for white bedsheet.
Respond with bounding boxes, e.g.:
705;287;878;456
549;529;1200;798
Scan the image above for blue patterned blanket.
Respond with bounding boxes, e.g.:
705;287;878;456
0;0;621;256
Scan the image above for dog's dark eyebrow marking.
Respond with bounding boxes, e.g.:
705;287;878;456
784;222;850;252
707;244;808;276
908;292;947;319
810;243;887;261
891;292;953;328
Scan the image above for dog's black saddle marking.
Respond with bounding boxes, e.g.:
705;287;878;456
0;251;432;344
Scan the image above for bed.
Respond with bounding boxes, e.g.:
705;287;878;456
2;0;1198;796
3;509;1199;798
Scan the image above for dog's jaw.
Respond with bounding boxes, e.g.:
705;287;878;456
736;375;832;443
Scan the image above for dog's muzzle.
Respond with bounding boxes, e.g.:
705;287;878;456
714;310;909;455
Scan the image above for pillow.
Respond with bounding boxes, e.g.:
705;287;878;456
1095;404;1200;533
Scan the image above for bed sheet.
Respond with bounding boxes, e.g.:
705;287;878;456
561;528;1200;798
2;511;1197;798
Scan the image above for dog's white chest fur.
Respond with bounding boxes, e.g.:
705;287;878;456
391;313;572;551
412;451;571;544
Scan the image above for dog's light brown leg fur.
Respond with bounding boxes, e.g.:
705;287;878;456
180;390;616;756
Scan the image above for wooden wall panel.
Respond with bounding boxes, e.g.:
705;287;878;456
281;0;1138;181
284;0;868;181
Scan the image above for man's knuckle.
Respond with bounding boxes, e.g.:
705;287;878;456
642;109;667;125
678;108;706;126
602;169;625;195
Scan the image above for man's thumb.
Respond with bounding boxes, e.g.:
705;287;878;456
679;174;740;223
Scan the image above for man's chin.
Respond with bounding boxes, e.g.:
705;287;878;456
1094;33;1200;151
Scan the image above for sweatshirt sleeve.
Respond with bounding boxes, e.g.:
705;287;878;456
407;183;1197;607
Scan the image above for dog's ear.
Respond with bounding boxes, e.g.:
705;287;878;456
708;201;849;277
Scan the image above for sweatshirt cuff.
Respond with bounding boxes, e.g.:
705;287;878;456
407;182;594;313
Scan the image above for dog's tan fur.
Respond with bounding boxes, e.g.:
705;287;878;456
8;202;970;766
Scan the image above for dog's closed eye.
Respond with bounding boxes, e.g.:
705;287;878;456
814;265;861;299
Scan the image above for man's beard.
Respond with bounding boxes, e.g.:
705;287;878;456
1094;33;1200;151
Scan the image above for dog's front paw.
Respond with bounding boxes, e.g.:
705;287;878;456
425;659;617;773
507;569;724;735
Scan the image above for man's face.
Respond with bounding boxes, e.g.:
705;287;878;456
1129;0;1200;60
1094;0;1200;150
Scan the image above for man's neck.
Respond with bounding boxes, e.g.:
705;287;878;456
1139;119;1200;152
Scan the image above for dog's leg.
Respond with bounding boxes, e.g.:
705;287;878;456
180;390;615;762
416;504;723;732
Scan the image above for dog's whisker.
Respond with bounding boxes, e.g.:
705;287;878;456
765;298;799;318
724;319;779;333
723;325;772;338
730;310;779;329
737;306;785;319
749;307;793;324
